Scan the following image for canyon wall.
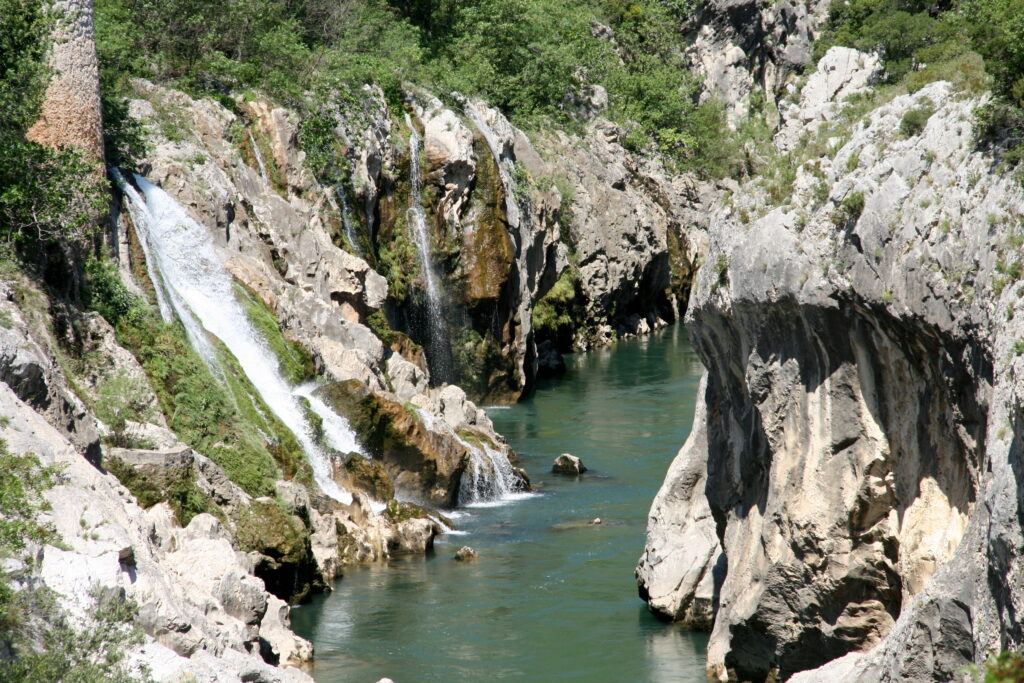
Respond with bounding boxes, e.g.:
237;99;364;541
639;44;1024;681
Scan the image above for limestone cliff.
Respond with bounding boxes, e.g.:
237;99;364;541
639;46;1024;681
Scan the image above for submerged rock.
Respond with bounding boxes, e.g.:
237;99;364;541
454;546;478;562
552;453;587;475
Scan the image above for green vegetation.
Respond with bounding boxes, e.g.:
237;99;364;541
105;457;219;526
0;0;105;255
235;283;315;385
532;268;586;350
835;191;866;227
979;649;1024;682
94;372;155;447
818;0;1024;172
93;0;731;174
900;102;936;137
0;445;148;682
84;259;307;497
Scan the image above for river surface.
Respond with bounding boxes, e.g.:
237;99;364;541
291;326;708;682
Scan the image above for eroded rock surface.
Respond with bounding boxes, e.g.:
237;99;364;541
640;49;1024;681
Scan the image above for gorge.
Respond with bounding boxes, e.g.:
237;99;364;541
3;0;1024;681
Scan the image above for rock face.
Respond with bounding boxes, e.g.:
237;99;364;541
532;120;708;349
27;0;104;160
552;453;587;475
640;50;1024;681
688;0;830;123
123;80;521;507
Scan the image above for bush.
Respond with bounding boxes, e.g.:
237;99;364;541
532;268;585;350
900;103;936;137
94;372;155;447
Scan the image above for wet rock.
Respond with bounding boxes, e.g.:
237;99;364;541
552;453;587;475
454;546;478;562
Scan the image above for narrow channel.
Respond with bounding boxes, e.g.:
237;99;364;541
291;326;708;681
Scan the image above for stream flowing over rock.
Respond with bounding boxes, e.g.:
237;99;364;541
639;45;1024;682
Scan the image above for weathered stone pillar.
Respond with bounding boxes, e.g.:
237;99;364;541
27;0;105;162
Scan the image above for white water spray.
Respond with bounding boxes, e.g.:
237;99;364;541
337;188;361;256
117;172;353;503
405;113;450;382
414;408;527;506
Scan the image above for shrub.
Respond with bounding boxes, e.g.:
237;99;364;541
94;372;155;447
532;267;585;350
835;191;866;227
900;103;936;138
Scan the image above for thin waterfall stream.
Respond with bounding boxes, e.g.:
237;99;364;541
404;113;452;384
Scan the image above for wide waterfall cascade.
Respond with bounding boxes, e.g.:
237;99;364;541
404;113;451;383
118;172;354;504
248;130;270;184
414;408;525;506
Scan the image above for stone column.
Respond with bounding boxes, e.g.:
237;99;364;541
27;0;105;163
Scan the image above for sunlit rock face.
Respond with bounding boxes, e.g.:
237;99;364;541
640;46;1024;682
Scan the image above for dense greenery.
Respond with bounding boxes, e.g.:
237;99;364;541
0;0;105;253
94;0;729;172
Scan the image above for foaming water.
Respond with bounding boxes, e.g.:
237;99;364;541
293;326;710;681
337;188;360;256
413;408;525;505
247;130;269;184
118;172;354;504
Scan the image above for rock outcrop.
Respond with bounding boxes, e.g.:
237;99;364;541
0;320;312;680
122;80;521;507
552;453;587;475
688;0;830;124
640;48;1024;681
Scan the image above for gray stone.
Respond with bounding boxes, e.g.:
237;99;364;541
454;546;478;562
552;453;587;475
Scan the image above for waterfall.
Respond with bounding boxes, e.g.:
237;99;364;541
404;113;451;383
337;188;361;256
248;130;269;184
414;408;526;506
115;171;354;504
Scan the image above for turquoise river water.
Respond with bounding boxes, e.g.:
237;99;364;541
291;326;709;682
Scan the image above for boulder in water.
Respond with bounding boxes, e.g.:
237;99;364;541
552;453;587;475
454;546;478;562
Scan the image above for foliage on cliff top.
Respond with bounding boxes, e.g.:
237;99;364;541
93;0;731;174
